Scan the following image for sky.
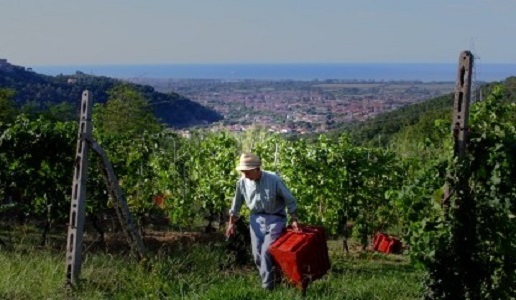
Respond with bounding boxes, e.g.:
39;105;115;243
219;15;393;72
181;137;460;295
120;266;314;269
1;0;516;66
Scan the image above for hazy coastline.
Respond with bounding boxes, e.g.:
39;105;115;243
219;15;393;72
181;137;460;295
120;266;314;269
31;63;516;83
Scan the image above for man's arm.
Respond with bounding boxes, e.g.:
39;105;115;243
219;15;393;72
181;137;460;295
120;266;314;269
226;181;243;237
276;177;299;230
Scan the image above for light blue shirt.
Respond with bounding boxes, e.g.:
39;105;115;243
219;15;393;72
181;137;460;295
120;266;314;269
229;170;297;218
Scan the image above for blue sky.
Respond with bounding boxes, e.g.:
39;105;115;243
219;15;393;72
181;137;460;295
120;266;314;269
1;0;515;66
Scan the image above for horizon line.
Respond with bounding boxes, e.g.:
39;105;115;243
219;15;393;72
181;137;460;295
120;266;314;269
28;61;516;67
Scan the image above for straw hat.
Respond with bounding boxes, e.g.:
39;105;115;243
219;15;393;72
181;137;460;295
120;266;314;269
236;153;261;171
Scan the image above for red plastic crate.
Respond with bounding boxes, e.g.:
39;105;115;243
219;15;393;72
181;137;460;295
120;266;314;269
373;232;387;251
373;232;402;254
269;226;331;290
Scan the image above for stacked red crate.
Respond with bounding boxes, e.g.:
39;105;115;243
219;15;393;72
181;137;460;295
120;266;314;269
269;226;331;290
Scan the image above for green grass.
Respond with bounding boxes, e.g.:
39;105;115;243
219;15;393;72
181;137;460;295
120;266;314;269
0;236;424;300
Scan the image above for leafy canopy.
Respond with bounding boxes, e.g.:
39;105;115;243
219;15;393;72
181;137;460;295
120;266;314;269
95;84;162;137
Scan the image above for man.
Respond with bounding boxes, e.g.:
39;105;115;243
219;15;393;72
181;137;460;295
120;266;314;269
226;152;299;290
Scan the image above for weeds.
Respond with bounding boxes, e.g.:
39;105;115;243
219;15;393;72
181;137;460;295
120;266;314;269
0;233;423;300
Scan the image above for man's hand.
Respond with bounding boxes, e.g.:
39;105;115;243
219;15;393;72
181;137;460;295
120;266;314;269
292;220;300;232
226;222;236;238
291;213;300;232
226;215;237;238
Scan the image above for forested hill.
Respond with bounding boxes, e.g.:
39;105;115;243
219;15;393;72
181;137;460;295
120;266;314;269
332;76;516;146
0;61;222;128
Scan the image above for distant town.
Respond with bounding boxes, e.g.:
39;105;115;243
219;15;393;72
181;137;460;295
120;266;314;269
0;58;476;135
129;78;455;134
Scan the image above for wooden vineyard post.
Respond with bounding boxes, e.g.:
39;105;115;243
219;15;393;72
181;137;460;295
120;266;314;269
452;51;474;158
443;51;474;208
86;137;146;261
65;90;146;289
65;90;93;287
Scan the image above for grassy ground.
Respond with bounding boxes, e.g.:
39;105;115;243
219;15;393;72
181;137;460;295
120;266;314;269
0;229;424;300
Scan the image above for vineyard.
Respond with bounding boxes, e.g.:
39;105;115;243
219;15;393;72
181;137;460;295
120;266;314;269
0;81;515;299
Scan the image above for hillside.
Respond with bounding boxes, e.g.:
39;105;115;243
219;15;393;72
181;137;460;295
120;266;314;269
0;59;222;128
332;76;516;146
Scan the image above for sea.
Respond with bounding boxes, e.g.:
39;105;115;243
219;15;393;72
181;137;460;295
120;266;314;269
31;63;516;83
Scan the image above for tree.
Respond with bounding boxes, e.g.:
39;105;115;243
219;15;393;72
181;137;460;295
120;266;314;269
0;89;17;124
95;84;162;137
43;101;76;122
